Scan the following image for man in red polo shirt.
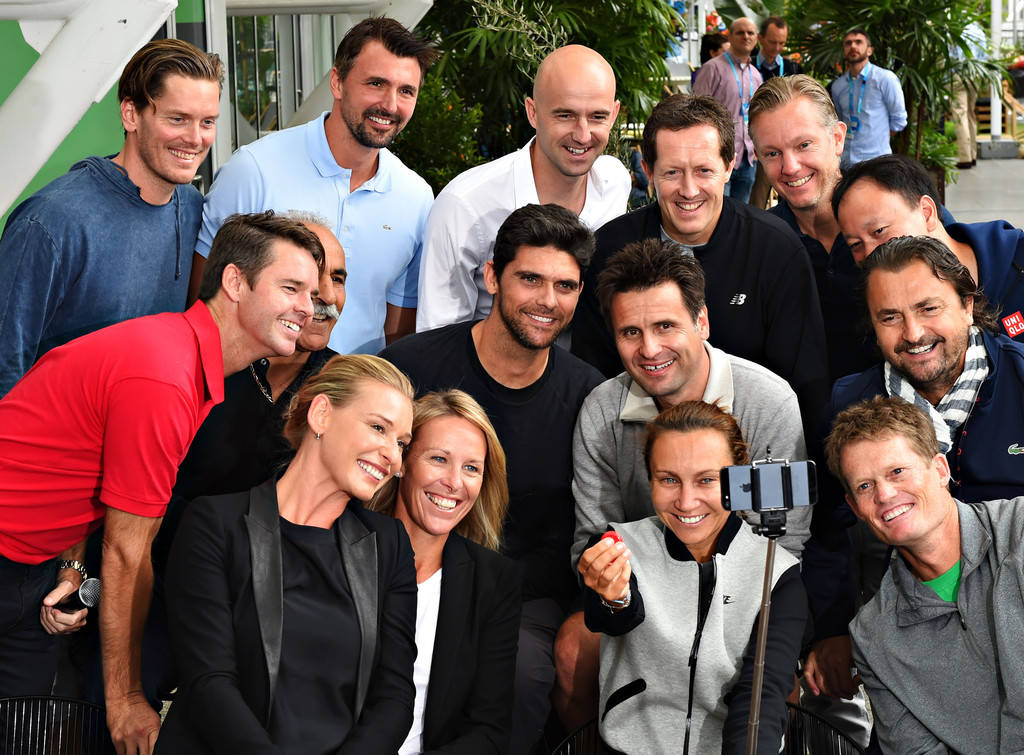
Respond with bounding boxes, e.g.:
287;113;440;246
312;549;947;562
0;211;322;755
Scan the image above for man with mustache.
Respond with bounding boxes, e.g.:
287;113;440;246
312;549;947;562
806;234;1024;707
191;17;435;355
168;213;347;508
415;44;630;330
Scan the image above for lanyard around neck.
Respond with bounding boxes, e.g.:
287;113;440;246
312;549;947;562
847;62;872;119
724;52;756;125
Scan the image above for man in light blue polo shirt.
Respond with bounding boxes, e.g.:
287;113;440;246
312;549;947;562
830;28;906;168
191;18;436;354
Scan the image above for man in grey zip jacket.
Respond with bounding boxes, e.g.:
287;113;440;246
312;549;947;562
571;238;810;565
827;395;1024;754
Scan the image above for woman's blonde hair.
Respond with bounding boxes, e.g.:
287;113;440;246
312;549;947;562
368;390;509;551
282;354;414;449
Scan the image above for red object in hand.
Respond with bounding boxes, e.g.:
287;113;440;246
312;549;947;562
602;530;623;544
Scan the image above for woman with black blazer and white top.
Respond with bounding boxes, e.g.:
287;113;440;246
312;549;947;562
157;355;419;754
368;389;521;755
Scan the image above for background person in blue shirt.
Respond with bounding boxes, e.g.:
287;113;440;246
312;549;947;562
830;28;907;167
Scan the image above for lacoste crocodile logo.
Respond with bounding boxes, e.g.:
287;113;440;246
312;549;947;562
1010;444;1024;455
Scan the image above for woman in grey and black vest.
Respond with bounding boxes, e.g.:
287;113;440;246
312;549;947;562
578;401;807;754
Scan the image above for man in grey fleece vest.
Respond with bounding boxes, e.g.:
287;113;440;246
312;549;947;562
828;396;1024;754
553;237;809;729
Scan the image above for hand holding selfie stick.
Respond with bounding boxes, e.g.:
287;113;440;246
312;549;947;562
721;449;816;755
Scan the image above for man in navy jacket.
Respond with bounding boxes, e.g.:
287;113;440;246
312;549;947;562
804;233;1024;706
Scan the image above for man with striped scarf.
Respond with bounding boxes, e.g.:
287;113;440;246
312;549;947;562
800;234;1024;712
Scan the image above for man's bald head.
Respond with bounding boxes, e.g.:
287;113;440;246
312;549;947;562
296;222;346;353
526;45;620;181
533;44;616;101
729;18;758;59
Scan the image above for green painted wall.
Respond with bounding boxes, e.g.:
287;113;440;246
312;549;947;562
0;21;125;227
176;0;205;24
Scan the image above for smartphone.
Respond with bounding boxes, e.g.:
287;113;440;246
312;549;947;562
720;460;816;512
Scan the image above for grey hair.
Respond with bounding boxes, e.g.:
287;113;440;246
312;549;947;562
282;209;332;228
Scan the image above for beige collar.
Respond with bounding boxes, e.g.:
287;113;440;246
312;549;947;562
619;341;734;423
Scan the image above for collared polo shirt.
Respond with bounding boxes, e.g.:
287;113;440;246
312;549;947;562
0;302;224;564
415;137;631;330
196;112;433;354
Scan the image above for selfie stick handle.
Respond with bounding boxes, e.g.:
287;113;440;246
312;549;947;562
745;536;776;755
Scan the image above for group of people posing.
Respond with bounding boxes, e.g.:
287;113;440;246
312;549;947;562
1;12;1023;755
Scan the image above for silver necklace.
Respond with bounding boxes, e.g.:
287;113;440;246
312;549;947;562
249;363;275;404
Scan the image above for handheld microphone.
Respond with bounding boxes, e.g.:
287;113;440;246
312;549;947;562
56;577;101;613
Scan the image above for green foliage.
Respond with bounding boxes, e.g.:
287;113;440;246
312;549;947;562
908;120;959;180
416;0;680;158
714;0;786;27
390;73;485;195
232;16;279;132
785;0;1004;172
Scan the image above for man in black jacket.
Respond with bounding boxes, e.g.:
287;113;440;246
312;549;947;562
571;93;829;439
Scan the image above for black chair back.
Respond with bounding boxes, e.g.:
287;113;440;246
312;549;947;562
0;696;115;755
784;702;866;755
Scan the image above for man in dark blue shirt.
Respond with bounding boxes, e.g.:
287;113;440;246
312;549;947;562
749;74;874;381
382;204;602;755
0;39;223;397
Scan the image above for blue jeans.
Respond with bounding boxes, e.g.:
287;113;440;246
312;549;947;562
725;161;757;204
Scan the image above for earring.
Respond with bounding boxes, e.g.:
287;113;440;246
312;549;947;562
394;471;403;478
315;432;322;440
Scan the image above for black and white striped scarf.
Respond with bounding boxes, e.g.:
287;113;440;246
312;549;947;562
883;326;989;453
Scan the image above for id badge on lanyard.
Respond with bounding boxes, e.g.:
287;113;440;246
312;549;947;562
847;63;870;141
726;53;755;127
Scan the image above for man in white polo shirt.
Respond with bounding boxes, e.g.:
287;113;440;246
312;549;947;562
415;44;630;330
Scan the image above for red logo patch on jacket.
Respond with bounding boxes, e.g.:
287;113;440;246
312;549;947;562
1003;311;1024;338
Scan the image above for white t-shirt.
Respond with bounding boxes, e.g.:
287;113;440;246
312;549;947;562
398;568;444;755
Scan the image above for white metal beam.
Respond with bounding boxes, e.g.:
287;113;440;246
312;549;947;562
0;0;177;216
992;0;1003;138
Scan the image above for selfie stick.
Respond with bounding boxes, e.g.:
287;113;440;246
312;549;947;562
740;452;812;755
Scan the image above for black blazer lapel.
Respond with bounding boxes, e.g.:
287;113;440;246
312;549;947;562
244;479;283;722
337;508;378;720
423;536;473;744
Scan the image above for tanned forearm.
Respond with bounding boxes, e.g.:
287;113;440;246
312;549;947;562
384;304;416;345
101;509;163;754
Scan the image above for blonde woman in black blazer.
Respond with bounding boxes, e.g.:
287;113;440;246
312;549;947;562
368;390;521;755
158;355;418;755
